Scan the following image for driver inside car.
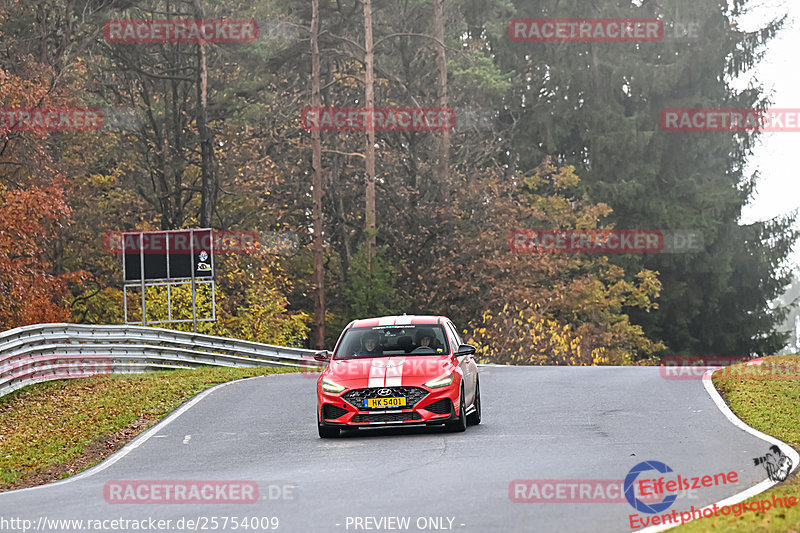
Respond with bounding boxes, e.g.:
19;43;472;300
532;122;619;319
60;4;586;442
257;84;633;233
358;331;384;356
415;328;439;350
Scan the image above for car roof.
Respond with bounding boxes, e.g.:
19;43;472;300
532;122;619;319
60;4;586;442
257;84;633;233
347;315;446;329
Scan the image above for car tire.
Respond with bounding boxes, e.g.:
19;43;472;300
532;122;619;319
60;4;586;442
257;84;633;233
318;425;339;438
318;414;340;438
467;378;481;426
447;387;467;433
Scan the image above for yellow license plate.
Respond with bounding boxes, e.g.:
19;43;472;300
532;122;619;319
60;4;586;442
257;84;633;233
365;397;407;408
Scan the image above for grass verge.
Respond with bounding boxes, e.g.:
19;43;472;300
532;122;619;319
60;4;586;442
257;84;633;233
0;366;303;491
676;355;800;532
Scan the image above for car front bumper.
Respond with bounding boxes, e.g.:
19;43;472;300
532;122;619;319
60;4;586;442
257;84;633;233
317;384;460;428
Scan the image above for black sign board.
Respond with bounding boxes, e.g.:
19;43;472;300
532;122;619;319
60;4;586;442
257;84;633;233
123;229;214;282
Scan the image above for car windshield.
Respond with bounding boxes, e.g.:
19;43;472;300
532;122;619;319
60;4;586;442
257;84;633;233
333;325;450;359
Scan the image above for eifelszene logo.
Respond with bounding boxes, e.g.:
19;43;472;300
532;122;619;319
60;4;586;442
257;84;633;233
753;445;793;482
624;461;678;513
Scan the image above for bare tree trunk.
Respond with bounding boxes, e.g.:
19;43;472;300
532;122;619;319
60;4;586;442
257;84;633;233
363;0;376;264
434;0;450;203
311;0;326;348
193;0;216;228
36;5;48;64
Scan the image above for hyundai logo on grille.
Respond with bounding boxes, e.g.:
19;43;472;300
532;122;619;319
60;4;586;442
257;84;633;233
377;388;392;396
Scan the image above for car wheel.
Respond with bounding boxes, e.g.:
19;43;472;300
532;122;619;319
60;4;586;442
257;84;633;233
467;378;481;426
317;413;339;438
447;387;467;433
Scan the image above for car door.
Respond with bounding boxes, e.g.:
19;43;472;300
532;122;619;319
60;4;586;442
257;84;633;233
444;320;476;407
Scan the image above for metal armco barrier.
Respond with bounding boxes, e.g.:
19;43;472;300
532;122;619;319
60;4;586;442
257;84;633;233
0;323;319;398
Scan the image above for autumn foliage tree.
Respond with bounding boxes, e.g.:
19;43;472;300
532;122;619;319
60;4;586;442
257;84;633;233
0;0;790;361
0;184;76;328
0;53;88;329
422;160;665;365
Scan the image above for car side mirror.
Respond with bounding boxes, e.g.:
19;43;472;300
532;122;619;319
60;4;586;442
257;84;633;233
313;350;331;362
456;344;476;356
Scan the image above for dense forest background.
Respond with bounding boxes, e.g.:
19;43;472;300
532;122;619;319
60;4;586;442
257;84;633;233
0;0;796;364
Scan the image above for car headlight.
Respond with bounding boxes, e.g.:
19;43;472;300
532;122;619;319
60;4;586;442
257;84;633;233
425;372;454;388
321;377;346;393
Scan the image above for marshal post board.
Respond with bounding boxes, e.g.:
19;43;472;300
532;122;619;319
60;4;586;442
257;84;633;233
122;229;214;282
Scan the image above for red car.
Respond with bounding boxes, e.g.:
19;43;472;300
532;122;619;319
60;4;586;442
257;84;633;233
315;315;481;438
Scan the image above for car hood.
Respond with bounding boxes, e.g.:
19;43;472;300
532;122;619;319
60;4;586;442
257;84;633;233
324;355;455;388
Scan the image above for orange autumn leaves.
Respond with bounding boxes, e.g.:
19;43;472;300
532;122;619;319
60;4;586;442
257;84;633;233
0;63;85;329
0;184;77;328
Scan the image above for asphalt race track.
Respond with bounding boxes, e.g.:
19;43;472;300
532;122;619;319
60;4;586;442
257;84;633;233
0;367;780;533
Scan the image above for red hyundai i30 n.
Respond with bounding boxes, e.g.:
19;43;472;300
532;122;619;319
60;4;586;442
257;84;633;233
315;315;481;438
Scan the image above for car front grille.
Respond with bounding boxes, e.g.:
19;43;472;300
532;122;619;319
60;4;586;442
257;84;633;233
423;398;452;415
342;386;429;410
322;404;349;420
351;412;423;424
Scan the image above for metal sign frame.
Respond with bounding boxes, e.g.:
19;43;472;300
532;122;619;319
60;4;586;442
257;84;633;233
121;228;216;332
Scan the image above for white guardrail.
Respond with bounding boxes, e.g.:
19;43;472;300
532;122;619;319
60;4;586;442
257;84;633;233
0;323;320;399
